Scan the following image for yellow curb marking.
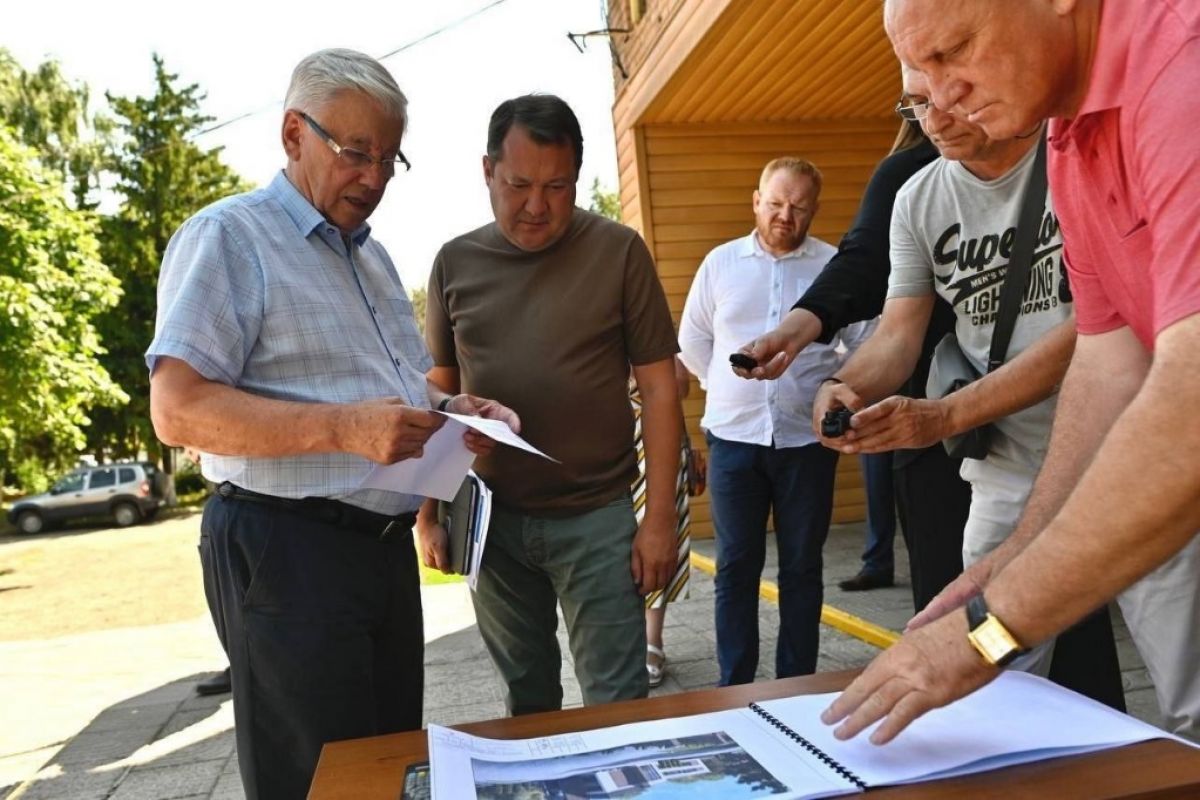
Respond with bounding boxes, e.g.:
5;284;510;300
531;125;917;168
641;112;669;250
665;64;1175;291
689;552;901;650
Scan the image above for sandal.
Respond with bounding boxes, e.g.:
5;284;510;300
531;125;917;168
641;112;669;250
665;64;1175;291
646;644;667;688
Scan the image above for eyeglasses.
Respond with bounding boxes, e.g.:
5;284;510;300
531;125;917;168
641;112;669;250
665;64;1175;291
299;111;411;175
895;96;933;121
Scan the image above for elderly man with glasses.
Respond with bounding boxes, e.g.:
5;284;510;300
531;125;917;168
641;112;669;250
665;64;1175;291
146;49;517;800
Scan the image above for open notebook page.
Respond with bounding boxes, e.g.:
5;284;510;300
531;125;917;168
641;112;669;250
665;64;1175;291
754;671;1189;789
429;707;861;800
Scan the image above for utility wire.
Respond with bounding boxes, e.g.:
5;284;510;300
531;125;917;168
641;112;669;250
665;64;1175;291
376;0;508;60
187;0;511;142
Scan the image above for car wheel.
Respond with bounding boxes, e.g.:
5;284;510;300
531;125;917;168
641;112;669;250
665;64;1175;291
16;510;44;535
112;502;140;528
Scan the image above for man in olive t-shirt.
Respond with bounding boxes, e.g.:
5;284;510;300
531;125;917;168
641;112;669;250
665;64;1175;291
419;95;682;715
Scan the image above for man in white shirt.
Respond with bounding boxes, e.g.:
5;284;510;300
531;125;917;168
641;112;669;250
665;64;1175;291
679;157;872;685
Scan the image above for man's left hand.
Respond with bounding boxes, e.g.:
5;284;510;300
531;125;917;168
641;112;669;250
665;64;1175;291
631;513;677;595
831;395;951;455
444;394;522;456
820;609;998;744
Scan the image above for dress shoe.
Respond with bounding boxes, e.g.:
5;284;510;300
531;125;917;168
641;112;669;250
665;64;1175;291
196;667;232;696
838;570;894;592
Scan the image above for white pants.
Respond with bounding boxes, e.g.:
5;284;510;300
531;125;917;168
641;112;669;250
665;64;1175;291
961;463;1056;677
1118;532;1200;742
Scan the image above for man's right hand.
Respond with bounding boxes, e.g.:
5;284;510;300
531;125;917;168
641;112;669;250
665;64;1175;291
341;399;446;464
733;308;822;381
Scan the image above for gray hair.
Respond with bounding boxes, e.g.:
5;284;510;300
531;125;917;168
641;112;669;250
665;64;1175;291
284;48;407;127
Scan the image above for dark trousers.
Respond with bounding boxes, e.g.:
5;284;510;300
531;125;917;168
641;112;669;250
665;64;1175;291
1051;605;1127;711
859;452;897;577
200;496;424;800
893;446;970;612
707;435;839;685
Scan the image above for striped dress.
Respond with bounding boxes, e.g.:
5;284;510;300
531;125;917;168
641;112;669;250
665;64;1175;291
630;383;691;608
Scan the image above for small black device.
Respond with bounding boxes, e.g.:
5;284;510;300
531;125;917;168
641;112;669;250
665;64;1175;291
729;352;758;370
821;407;855;438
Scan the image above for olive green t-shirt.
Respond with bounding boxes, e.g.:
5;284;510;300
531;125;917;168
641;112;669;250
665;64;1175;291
427;209;678;515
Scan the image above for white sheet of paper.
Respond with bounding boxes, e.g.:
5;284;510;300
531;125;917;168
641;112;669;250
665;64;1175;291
358;413;555;502
466;480;493;592
752;671;1188;788
440;412;559;462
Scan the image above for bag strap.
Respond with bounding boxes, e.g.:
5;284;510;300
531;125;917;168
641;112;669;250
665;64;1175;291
986;131;1049;373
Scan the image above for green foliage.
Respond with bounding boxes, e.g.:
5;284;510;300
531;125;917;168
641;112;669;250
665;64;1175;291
587;177;621;221
409;286;428;337
89;55;250;461
0;127;127;487
10;456;52;495
173;465;208;496
0;48;111;209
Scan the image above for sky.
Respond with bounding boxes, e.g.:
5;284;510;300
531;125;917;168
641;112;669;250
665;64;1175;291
5;0;620;292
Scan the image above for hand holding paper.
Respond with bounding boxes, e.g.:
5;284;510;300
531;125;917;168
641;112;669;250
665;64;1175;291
443;394;522;457
360;404;554;501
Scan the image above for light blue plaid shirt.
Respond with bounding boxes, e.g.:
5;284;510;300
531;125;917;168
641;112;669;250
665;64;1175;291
146;171;432;514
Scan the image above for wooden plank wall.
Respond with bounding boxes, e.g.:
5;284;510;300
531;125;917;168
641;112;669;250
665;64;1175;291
608;0;692;93
620;117;901;536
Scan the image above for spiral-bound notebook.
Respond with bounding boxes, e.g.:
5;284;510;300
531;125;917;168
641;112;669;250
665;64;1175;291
427;672;1191;799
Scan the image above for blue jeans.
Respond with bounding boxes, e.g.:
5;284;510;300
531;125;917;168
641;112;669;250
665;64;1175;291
859;452;897;576
706;434;839;685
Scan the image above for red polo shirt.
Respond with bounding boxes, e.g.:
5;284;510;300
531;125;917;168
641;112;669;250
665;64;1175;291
1049;0;1200;350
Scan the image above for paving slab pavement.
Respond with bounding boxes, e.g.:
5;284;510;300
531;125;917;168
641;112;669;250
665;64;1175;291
2;521;1160;800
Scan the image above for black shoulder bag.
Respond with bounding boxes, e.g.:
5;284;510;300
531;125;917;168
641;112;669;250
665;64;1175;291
926;133;1049;461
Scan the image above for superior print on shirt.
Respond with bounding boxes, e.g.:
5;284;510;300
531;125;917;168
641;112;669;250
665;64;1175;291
887;143;1072;478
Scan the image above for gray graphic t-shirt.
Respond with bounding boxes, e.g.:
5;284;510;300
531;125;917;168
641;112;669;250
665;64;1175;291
887;143;1072;485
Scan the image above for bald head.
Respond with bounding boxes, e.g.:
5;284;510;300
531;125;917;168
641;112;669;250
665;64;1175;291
884;0;1098;139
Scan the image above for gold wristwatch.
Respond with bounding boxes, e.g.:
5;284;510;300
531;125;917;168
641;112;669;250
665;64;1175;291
966;595;1027;667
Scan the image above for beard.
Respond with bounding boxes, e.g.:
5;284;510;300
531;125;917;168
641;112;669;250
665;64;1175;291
758;223;806;254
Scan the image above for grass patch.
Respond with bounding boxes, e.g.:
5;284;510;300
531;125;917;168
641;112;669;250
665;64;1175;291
418;558;465;586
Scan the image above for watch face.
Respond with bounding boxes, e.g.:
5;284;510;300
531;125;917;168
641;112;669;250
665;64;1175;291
968;616;1022;667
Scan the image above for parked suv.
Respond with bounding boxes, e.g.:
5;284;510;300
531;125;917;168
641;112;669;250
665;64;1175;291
7;462;167;535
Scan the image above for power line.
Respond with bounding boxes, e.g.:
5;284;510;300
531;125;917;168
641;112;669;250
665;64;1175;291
376;0;508;60
188;0;511;142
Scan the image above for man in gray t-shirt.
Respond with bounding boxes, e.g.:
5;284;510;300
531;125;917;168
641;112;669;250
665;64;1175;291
885;134;1070;566
812;82;1074;676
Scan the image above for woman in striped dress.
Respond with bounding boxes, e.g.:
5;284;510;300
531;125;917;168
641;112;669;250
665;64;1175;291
631;357;703;687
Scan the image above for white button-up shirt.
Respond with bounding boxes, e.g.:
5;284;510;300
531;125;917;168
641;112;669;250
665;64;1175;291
679;231;875;448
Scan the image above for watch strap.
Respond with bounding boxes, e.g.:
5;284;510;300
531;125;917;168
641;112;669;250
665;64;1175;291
966;594;989;630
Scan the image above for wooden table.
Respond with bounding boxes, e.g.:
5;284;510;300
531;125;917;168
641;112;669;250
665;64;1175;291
310;670;1200;799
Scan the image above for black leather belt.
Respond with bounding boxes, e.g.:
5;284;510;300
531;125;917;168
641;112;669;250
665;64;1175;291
215;482;416;541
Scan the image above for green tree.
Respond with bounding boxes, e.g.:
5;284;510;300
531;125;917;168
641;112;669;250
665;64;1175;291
587;177;621;221
0;127;126;487
0;49;111;209
90;55;249;461
409;286;428;337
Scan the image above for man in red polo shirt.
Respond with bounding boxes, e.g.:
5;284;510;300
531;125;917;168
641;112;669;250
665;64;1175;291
821;0;1200;744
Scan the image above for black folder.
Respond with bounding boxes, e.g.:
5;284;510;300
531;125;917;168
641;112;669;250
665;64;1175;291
437;473;484;576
